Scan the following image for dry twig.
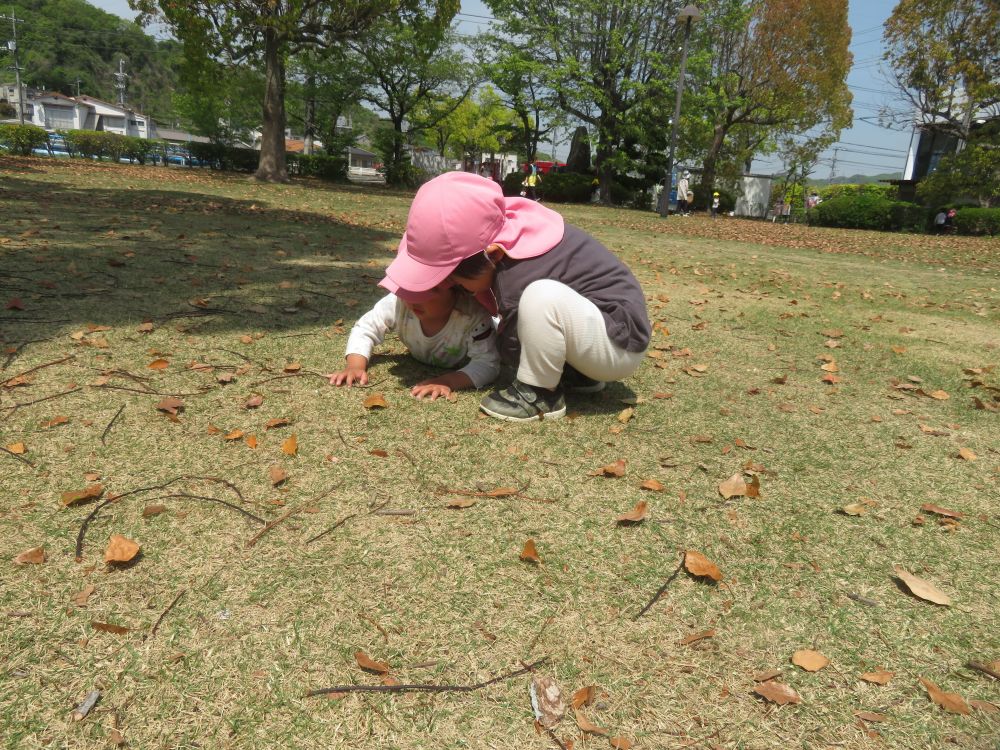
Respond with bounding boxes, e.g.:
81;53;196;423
100;403;126;445
148;590;186;639
634;555;685;619
305;657;548;697
245;506;301;548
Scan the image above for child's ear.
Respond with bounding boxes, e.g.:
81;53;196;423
486;244;506;263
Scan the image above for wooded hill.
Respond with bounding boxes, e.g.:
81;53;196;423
1;0;181;121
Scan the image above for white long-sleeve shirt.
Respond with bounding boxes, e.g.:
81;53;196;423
345;293;500;388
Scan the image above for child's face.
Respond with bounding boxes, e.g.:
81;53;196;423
405;283;456;320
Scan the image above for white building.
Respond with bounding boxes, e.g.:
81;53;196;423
26;92;155;138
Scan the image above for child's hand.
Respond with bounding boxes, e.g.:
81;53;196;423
411;382;452;401
326;367;368;387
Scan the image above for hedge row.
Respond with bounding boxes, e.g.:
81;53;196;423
953;208;1000;235
811;193;927;232
0;123;49;155
59;130;159;163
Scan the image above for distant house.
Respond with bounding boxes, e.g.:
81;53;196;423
348;146;377;172
19;91;156;138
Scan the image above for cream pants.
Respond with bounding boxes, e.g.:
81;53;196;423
516;280;646;389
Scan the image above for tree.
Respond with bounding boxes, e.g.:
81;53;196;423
173;54;262;146
421;86;514;166
477;39;553;162
286;46;368;155
883;0;1000;141
916;144;1000;207
131;1;457;182
691;0;853;192
354;16;470;185
484;0;681;202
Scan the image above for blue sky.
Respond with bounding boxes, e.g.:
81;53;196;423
91;0;912;177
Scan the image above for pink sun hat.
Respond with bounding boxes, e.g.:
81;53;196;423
380;171;565;294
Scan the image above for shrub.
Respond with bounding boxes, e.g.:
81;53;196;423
0;123;49;155
120;137;158;165
188;141;226;168
502;170;525;197
812;193;925;231
62;130;115;159
819;183;895;202
539;172;593;203
287;152;348;182
953;207;1000;235
691;183;736;212
222;146;259;172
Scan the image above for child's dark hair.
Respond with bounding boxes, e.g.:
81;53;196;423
452;249;495;279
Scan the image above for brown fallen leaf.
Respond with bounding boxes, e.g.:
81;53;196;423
684;550;722;582
792;649;830;672
853;710;888;722
61;484;105;507
136;322;154;333
72;584;96;606
530;675;565;729
6;441;26;454
41;415;70;428
616;500;649;524
369;449;389;458
104;535;140;564
14;546;46;565
244;394;264;409
281;434;298;456
446;498;477;509
842;502;869;516
859;669;894;685
354;651;390;674
718;473;750;499
919;677;970;715
363;393;389;410
753;680;801;705
610;738;633;750
520;538;541;564
571;685;596;710
590;459;626;477
679;628;716;646
265;418;290;430
894;566;951;606
245;434;258;449
640;479;664;492
957;447;977;461
575;709;608;736
617;407;634;424
91;621;129;635
147;358;169;370
970;699;999;714
224;429;244;441
919;503;963;519
142;504;166;518
269;466;288;486
156;397;183;415
283;362;301;373
754;669;783;682
927;390;950;400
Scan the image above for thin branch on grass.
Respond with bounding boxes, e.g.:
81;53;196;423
0;445;35;468
337;428;357;450
305;657;549;697
524;616;554;658
634;555;685;620
100;403;126;445
75;481;264;561
247;371;328;388
440;481;531;499
91;383;213;397
306;513;358;544
245;506;300;548
375;508;417;516
545;728;568;750
1;338;53;370
147;590;186;639
3;354;74;383
0;386;82;411
395;448;416;466
967;661;1000;680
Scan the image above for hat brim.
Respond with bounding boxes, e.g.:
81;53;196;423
380;235;457;295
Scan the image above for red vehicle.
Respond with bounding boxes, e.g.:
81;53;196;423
523;160;566;174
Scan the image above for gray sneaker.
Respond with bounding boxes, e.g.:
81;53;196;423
480;380;566;422
560;364;606;394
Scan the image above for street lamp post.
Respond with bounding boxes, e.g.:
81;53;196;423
659;4;701;217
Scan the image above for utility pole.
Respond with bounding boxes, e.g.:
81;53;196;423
1;9;25;124
828;147;839;182
74;78;82;97
114;58;128;107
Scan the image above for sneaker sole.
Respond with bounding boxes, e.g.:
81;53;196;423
479;403;567;422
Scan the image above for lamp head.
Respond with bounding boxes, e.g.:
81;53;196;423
678;4;702;22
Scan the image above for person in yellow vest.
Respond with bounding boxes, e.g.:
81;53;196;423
522;164;540;200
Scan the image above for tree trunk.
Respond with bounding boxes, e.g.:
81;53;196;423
255;27;288;182
700;123;728;197
596;136;613;204
303;73;316;156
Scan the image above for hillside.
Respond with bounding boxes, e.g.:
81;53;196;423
0;0;181;121
808;171;902;187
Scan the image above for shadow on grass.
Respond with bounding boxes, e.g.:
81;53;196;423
0;174;398;345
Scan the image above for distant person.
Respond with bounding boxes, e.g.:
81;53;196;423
945;208;957;231
711;191;720;219
806;191;821;211
676;170;691;215
522;164;540;201
933;209;947;233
